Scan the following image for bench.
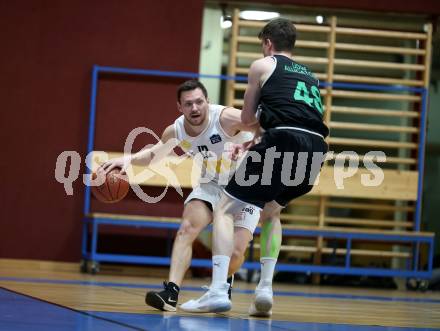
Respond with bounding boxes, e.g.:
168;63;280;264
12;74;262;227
81;151;434;278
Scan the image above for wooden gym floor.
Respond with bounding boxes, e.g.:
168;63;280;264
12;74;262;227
0;259;439;331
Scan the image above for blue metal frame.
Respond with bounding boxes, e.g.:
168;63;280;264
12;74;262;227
83;66;99;217
97;65;248;82
82;65;433;278
83;215;434;278
319;81;426;93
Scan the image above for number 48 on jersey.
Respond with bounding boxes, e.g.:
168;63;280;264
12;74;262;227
293;81;324;115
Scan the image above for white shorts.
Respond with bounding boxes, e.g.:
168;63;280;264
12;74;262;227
185;182;260;234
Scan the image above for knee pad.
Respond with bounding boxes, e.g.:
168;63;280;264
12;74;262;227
231;203;261;235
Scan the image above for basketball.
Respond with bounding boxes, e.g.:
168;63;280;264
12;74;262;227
91;167;129;203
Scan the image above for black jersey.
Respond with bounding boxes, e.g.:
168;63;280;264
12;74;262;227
258;55;329;137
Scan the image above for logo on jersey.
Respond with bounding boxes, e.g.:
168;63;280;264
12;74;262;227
209;134;222;144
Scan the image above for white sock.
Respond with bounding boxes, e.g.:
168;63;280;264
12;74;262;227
258;257;276;289
212;255;230;289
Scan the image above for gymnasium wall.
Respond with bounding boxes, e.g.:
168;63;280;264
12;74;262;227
0;1;203;261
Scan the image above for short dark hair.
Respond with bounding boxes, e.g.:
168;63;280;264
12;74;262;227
177;80;208;103
258;18;296;51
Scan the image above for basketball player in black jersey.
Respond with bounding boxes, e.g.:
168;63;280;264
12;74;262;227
181;18;329;314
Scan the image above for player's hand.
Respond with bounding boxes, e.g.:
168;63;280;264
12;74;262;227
242;139;257;151
228;143;244;161
101;155;131;175
228;140;255;161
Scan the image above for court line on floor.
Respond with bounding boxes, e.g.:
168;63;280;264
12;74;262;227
1;276;439;304
0;287;148;331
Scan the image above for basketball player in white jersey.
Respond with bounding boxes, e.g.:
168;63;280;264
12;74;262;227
101;80;282;316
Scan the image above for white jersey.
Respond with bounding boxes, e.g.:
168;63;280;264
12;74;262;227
174;104;252;184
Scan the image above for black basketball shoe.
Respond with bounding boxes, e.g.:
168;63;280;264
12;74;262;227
146;281;180;312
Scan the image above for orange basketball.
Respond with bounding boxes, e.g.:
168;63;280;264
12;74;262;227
91;167;129;203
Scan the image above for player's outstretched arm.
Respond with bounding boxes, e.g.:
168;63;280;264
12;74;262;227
101;125;178;174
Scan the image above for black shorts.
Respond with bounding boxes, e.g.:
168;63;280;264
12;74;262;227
225;128;328;209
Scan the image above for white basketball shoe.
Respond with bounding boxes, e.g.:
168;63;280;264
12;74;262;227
180;283;231;313
249;283;273;317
